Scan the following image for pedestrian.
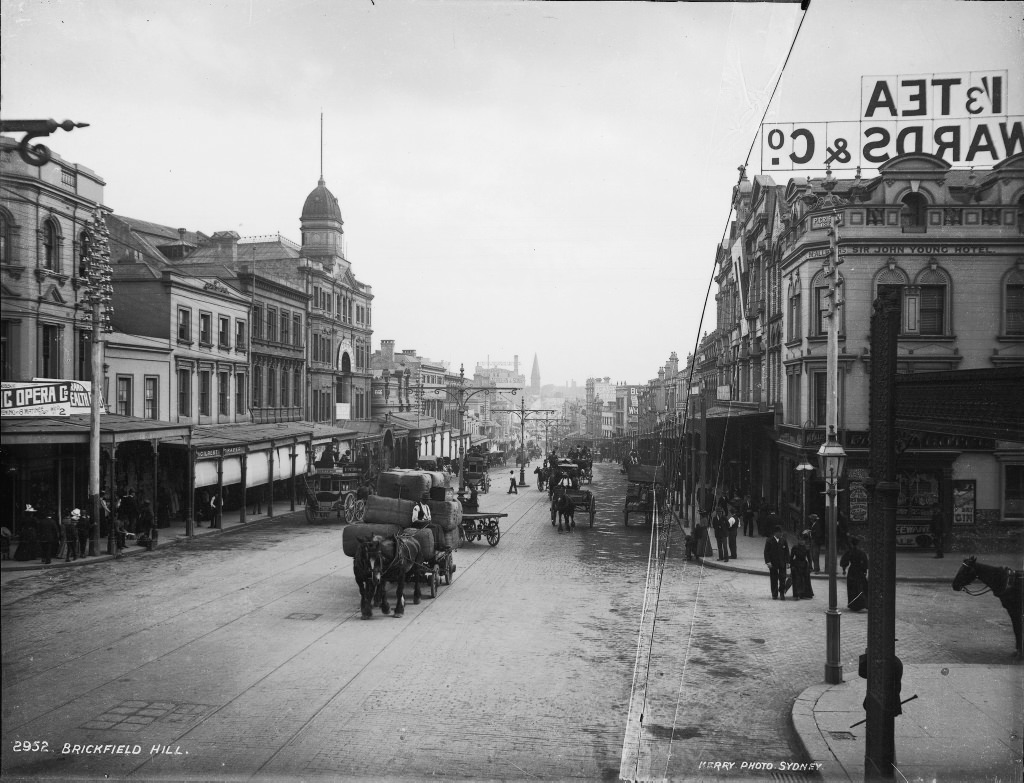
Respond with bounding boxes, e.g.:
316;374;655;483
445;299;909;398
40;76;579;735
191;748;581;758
210;492;222;529
763;524;790;600
757;499;770;537
36;513;60;564
790;533;815;599
807;513;823;574
929;502;945;558
62;509;81;562
137;499;157;551
840;536;869;611
712;510;730;562
742;495;755;537
727;506;739;559
77;507;93;558
196;488;210;526
13;505;39;562
118;487;137;534
250;485;264;515
507;471;518;494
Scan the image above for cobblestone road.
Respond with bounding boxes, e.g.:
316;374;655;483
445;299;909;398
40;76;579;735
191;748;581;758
1;462;1014;782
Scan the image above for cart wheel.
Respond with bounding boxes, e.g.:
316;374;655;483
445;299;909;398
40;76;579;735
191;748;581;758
486;526;500;547
343;493;357;523
429;565;439;598
444;555;453;585
354;499;366;522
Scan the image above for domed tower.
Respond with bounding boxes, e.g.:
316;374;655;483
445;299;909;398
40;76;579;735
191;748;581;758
300;176;347;272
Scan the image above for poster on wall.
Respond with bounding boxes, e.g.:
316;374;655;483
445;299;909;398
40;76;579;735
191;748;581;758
952;480;976;526
895;468;940;548
847;468;870;523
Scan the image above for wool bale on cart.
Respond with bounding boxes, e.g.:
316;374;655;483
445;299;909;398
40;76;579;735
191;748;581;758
341;522;405;557
377;470;433;501
427;499;463;532
363;495;418;526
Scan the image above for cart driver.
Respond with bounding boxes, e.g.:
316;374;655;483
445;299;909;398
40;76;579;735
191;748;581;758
411;497;431;527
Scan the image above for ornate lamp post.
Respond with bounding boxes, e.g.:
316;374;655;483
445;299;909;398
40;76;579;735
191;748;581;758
494;399;555;487
795;457;815;534
817;425;847;684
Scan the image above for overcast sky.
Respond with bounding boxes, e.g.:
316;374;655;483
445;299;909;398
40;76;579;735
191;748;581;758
3;0;1022;387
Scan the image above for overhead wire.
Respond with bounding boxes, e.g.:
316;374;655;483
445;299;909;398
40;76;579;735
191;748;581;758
618;4;812;778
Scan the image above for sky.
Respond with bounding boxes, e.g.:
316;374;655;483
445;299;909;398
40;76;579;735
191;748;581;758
2;0;1022;387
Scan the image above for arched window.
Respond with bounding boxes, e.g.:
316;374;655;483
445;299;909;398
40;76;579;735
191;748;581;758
1004;264;1024;337
42;218;61;271
914;264;950;336
874;261;914;334
900;192;928;232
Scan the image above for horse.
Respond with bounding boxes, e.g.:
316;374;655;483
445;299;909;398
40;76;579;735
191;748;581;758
555;493;575;533
354;534;422;619
952;556;1023;656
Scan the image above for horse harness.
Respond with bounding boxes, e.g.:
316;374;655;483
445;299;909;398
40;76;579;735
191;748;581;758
962;562;1020;598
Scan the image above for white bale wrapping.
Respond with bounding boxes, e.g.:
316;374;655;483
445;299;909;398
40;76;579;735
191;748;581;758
377;470;432;500
341;523;404;557
427;499;462;532
422;470;450;489
363;495;417;526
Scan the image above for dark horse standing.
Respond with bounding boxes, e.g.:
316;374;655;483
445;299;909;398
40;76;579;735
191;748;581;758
952;556;1023;656
353;534;422;619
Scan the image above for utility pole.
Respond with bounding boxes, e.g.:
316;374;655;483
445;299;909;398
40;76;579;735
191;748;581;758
82;208;113;555
493;399;555;486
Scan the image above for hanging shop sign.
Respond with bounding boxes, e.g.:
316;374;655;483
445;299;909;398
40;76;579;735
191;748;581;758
1;380;95;417
762;70;1022;171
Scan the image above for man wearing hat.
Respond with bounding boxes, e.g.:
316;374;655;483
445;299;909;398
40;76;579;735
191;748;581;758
62;509;81;561
76;507;93;558
763;524;791;600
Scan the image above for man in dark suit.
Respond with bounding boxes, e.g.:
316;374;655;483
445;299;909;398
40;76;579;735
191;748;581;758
36;514;61;565
764;524;790;600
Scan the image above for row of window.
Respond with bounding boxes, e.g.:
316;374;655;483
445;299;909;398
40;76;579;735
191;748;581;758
251;365;302;409
311;285;370;327
177;306;247;351
173;369;247;419
252;304;302;346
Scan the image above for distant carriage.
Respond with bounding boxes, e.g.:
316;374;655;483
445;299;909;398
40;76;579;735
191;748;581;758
623;463;667;525
548;460;597;526
462;454;491;493
303;465;367;524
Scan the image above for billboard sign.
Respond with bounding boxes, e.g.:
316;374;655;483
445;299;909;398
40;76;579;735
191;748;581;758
762;71;1022;170
1;380;95;417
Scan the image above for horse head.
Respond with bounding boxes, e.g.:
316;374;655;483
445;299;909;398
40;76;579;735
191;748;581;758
357;536;384;585
951;555;978;591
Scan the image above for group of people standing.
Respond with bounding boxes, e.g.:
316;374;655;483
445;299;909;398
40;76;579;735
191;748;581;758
12;504;95;564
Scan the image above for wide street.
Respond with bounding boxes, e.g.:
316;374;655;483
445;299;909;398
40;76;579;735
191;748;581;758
1;461;1017;782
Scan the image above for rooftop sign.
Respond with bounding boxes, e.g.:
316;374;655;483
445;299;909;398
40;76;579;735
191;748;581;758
762;70;1022;171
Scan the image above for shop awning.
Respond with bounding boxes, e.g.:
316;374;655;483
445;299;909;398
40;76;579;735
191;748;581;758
1;413;191;446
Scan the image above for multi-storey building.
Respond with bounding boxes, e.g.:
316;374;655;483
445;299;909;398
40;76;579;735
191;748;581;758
686;152;1024;544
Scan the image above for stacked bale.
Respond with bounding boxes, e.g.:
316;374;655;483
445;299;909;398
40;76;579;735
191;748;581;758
401;527;435;563
377;470;432;501
341;522;403;557
363;495;417;526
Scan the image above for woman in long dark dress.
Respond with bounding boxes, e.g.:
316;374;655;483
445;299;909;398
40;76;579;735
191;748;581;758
790;534;815;599
13;506;39;561
840;536;869;611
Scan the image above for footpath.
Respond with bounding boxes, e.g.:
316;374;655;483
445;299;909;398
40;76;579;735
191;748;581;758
2;504;293;575
689;520;1023;782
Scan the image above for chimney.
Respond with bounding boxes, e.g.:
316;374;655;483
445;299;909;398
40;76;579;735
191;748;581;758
211;230;240;264
514;355;519;374
381;339;395;363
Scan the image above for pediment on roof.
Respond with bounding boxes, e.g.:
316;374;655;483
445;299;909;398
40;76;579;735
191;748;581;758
878;153;951;175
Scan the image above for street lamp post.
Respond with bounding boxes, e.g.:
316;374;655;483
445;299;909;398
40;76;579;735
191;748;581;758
796;457;815;534
818;425;847;685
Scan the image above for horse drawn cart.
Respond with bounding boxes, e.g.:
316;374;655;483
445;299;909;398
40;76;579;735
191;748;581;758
623;463;667;525
462;454;491;493
303;465;367;523
408;523;456;597
459;512;507;546
577;457;594;485
549;460;597;526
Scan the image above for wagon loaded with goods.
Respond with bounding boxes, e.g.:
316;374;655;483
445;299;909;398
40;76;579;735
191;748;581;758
342;469;462;603
303;465;367;524
462;454;491;493
548;460;597;526
623;463;667;525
